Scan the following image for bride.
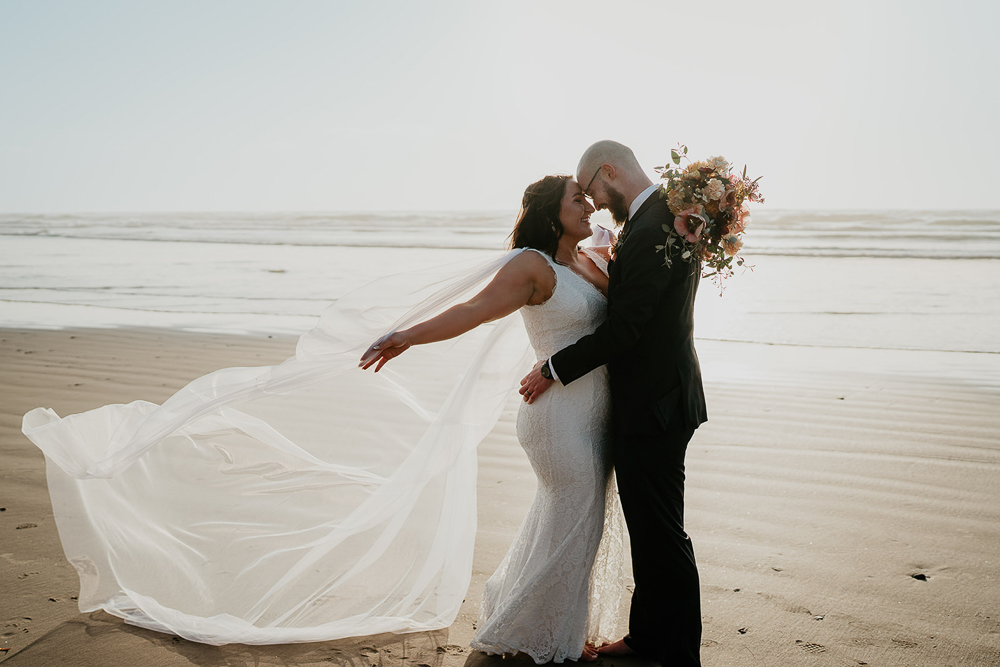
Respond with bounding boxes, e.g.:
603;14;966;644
363;175;623;662
21;175;622;661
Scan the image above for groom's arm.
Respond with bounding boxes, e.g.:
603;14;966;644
520;225;674;402
549;223;675;384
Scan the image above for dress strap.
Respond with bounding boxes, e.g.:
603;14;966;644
520;247;557;267
517;247;559;308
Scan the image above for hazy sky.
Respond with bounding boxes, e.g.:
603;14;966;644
1;0;997;212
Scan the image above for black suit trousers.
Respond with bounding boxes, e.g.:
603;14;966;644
616;408;702;666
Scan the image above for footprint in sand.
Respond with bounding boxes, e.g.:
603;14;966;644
795;640;827;653
436;645;468;655
3;618;33;636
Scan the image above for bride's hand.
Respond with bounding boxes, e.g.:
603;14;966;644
359;332;411;372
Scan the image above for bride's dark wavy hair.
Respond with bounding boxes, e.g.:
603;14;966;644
507;175;570;259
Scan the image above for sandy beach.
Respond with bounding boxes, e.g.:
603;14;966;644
2;327;998;666
3;0;999;660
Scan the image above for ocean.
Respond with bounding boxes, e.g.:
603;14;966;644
2;209;999;388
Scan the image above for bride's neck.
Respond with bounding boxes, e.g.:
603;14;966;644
554;239;581;265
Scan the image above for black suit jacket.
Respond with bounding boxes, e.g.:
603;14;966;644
552;191;708;434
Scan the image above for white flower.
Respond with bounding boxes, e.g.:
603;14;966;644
703;178;725;201
707;156;729;172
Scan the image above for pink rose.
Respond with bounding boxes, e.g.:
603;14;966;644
691;220;706;242
718;187;736;212
674;206;707;243
739;202;751;228
728;203;751;234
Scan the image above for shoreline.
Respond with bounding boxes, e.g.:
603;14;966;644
2;327;999;665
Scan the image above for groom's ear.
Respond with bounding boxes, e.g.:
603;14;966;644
602;164;617;182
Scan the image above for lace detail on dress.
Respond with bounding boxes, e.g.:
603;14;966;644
517;249;606;360
471;248;625;663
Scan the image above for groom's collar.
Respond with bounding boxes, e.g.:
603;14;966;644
628;184;659;221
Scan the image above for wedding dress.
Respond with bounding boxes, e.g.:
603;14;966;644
471;248;624;663
21;248;622;651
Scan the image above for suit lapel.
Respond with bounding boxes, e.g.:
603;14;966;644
630;188;660;223
614;188;662;261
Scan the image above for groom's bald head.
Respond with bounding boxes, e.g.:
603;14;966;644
576;141;653;225
577;140;641;182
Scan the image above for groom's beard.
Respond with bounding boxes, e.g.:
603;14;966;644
605;186;630;226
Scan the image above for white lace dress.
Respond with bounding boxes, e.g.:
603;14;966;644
471;248;625;663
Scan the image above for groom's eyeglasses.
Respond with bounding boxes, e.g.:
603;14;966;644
583;165;602;197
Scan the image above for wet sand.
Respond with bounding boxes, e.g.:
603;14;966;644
1;328;999;666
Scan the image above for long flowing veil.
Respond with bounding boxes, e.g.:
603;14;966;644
22;249;536;645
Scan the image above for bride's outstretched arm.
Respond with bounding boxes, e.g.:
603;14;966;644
360;251;551;372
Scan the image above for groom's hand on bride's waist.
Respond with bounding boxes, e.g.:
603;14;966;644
519;360;555;404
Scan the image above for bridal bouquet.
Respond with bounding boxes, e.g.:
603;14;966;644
654;145;764;286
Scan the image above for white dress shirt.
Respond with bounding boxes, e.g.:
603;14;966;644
629;184;659;220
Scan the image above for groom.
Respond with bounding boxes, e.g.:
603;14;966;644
519;140;707;666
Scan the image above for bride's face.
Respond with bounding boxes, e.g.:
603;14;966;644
559;180;596;243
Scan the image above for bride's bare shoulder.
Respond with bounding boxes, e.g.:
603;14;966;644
498;249;556;305
502;248;553;275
